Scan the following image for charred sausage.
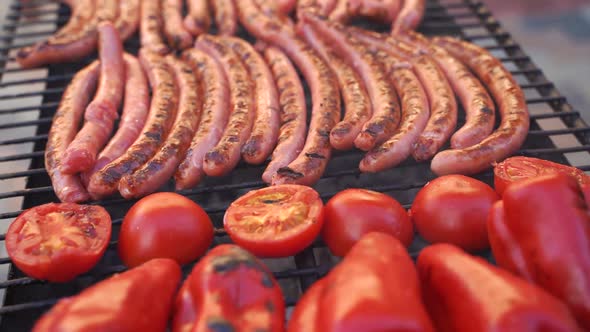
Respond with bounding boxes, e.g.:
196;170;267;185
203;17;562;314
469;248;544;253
184;0;211;36
140;0;170;54
211;0;237;36
162;0;194;50
391;0;425;34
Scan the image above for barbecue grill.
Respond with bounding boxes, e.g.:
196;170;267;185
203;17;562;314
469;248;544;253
1;0;589;330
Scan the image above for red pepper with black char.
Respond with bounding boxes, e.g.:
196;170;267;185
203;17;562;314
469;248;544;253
172;244;285;332
488;173;590;330
288;232;435;332
418;243;581;332
32;258;182;332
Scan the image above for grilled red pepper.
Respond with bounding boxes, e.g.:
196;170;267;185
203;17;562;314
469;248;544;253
488;173;590;330
418;243;581;332
171;244;285;332
32;258;182;332
288;232;435;332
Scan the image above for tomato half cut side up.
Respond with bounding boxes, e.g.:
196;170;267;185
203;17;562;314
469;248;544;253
223;185;324;258
5;203;112;282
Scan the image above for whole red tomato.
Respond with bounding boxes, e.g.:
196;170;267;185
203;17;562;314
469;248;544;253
322;189;413;257
118;192;214;267
410;175;499;251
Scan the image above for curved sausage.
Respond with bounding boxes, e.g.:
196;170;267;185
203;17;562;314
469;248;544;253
46;62;99;203
115;0;140;41
81;53;149;186
211;0;237;36
184;0;211;36
277;0;297;14
360;52;430;172
391;0;425;34
430;37;529;175
163;0;194;50
261;46;307;184
175;49;230;190
297;0;337;18
87;49;179;199
119;56;201;198
235;1;341;185
358;0;401;23
140;0;170;54
197;35;255;177
299;23;371;151
61;22;125;174
220;36;280;165
96;0;119;22
329;0;357;23
397;31;496;149
302;15;400;151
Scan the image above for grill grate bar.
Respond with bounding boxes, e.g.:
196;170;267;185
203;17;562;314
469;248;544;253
0;88;64;101
0;168;46;180
0;117;52;130
0;134;47;146
0;74;73;88
0;102;59;115
0;151;44;163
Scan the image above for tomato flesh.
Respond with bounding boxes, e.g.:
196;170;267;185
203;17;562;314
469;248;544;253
5;203;111;282
224;185;324;258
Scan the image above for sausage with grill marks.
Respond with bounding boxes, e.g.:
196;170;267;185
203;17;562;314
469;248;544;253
46;62;99;203
184;0;211;36
430;37;529;176
221;36;280;165
140;0;170;54
211;0;237;36
119;56;201;198
115;0;140;41
197;35;255;177
87;49;179;199
163;0;194;50
299;23;371;151
391;0;425;34
175;48;230;190
357;0;401;23
261;45;307;184
296;0;337;18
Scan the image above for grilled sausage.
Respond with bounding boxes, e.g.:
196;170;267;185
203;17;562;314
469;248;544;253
391;0;425;34
175;49;230;190
430;37;529;175
398;31;496;148
261;45;307;184
302;15;400;151
297;0;337;18
197;35;255;177
277;0;297;14
162;0;194;50
358;0;401;23
119;56;201;198
96;0;119;22
219;37;280;165
61;22;125;174
329;0;357;23
115;0;140;41
184;0;211;36
87;49;179;199
211;0;237;36
140;0;170;54
299;23;371;151
360;52;430;172
46;62;99;203
81;53;150;186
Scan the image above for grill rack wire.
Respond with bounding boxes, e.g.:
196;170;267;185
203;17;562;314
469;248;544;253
0;0;589;330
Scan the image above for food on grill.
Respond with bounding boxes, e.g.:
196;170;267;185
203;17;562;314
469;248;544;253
322;189;413;257
296;0;338;18
299;22;371;151
430;37;530;176
140;0;170;54
118;192;214;268
288;233;436;332
119;56;201;199
260;45;308;184
5;203;112;282
162;0;194;50
493;156;590;196
223;184;324;258
32;258;181;332
488;174;590;329
175;48;230;190
114;0;140;41
197;35;255;177
211;0;238;36
46;62;98;203
392;0;425;34
172;245;285;332
221;36;281;165
184;0;211;36
81;53;150;187
418;244;581;332
87;49;179;199
410;175;499;251
61;22;125;174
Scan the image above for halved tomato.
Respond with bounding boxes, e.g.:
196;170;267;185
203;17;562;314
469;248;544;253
5;203;112;282
223;185;324;258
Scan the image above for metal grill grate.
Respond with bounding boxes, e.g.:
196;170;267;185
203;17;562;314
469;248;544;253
1;0;589;330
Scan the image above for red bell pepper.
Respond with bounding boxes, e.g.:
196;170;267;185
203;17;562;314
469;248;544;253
171;244;285;332
418;243;581;332
288;232;435;332
32;258;182;332
488;173;590;329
